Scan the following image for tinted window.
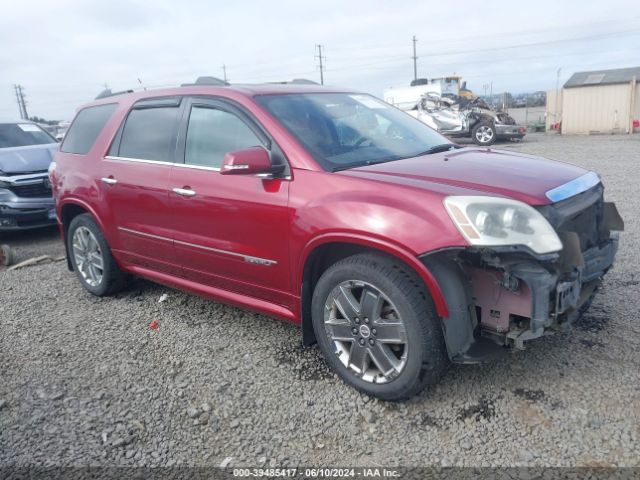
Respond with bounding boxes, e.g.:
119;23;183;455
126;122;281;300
61;104;117;154
0;123;56;148
185;106;262;168
118;107;179;162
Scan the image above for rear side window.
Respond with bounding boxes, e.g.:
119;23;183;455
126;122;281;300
61;103;117;154
117;107;179;162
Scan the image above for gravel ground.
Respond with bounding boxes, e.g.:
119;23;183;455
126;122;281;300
1;133;639;469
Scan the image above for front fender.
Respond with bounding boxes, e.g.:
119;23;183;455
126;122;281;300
298;232;449;317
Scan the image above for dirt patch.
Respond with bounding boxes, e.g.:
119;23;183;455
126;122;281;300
418;412;440;428
579;338;605;348
575;312;610;333
457;396;496;422
513;388;546;403
274;343;334;381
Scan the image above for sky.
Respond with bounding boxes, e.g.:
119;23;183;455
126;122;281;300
1;0;639;120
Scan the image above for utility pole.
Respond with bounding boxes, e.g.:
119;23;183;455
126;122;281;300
315;45;325;85
412;35;418;82
554;67;562;127
222;64;228;83
14;84;28;119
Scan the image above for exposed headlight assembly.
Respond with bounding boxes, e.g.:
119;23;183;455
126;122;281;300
444;196;562;255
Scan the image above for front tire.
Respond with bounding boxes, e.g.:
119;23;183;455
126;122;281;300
67;214;128;296
472;121;496;146
311;253;448;400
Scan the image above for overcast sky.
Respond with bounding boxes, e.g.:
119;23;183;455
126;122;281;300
1;0;639;120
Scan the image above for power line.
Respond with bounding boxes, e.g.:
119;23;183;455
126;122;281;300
315;45;325;85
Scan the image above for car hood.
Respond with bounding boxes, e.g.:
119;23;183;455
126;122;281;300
0;143;58;175
340;147;589;205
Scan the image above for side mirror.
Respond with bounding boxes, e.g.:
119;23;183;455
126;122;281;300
220;146;272;175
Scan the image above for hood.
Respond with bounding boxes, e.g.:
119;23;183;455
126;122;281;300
0;143;58;175
340;148;589;205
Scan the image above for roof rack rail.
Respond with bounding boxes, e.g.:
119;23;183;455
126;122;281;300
181;76;229;87
267;78;319;85
95;88;134;100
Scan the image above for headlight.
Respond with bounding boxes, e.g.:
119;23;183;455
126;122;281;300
444;196;562;254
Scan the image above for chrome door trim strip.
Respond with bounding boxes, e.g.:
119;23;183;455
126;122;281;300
118;227;171;243
104;155;221;171
104;155;171;166
103;156;291;178
545;171;601;203
117;227;277;266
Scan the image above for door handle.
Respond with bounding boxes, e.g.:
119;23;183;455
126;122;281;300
172;187;196;197
101;177;117;185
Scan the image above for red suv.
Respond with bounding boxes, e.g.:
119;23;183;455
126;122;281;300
50;82;623;400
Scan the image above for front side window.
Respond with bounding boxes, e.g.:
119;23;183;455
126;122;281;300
255;93;451;171
61;103;117;154
184;106;262;168
118;107;180;162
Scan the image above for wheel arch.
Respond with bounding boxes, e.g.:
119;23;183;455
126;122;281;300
298;234;449;346
59;199;103;271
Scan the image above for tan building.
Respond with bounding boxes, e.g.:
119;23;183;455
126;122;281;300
546;66;639;134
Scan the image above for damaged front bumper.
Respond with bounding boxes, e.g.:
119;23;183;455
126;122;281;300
466;235;618;351
422;184;623;363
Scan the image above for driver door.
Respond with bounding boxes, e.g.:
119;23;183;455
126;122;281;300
168;97;293;309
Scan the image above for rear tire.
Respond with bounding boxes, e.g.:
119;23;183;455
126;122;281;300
311;253;448;401
67;214;128;296
472;121;496;146
1;244;14;266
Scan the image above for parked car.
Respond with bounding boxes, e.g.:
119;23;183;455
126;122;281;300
50;84;623;400
0;120;58;231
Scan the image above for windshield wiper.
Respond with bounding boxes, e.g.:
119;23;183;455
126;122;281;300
416;144;461;155
331;144;461;172
331;156;400;172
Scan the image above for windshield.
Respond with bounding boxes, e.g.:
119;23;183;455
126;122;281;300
0;123;57;148
255;92;453;171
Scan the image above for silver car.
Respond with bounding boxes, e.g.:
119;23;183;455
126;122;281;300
0;120;58;231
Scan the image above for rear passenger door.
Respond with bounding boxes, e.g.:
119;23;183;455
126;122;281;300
168;97;292;308
102;97;184;275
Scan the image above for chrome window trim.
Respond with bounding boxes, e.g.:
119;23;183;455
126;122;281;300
117;227;277;266
105;155;221;171
545;171;601;203
104;155;291;179
104;155;171;166
176;163;220;172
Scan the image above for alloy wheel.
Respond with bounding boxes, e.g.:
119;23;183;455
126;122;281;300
72;226;104;287
475;125;494;143
324;280;408;383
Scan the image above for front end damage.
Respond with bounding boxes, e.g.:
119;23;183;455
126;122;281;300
423;183;624;363
416;93;525;140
